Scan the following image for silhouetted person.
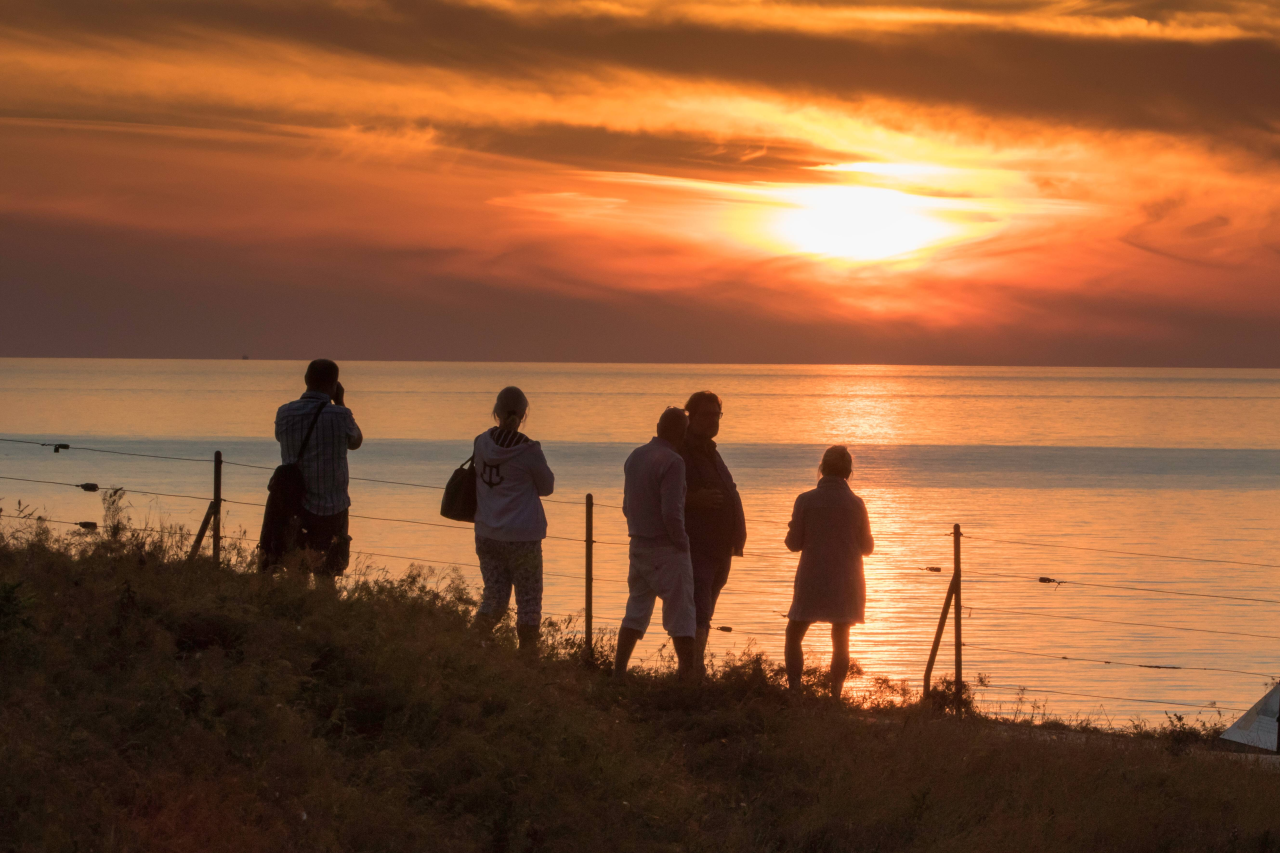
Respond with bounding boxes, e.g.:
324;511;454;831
614;407;697;681
471;386;555;658
681;391;746;674
783;445;874;695
275;359;362;580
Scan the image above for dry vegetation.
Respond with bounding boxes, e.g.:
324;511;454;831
1;519;1279;852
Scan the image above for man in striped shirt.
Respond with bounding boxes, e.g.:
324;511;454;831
275;359;363;578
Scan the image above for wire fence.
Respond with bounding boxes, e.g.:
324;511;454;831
3;432;1277;722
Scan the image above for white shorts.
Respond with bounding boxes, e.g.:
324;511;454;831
621;538;696;639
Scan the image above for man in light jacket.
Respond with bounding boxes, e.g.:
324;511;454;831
614;407;697;681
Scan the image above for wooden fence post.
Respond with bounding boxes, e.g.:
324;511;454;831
923;574;955;700
923;522;964;714
212;451;222;565
585;493;594;659
188;502;216;561
954;523;963;715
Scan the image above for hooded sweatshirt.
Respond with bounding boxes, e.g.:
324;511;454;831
473;427;555;542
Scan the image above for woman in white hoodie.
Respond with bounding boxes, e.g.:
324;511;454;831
472;386;555;656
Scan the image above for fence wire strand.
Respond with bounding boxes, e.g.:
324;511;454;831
12;431;1280;719
0;437;209;463
965;533;1280;570
964;566;1280;606
976;683;1246;713
973;605;1280;641
963;642;1280;680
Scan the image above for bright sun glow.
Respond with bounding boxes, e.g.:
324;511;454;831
815;161;952;178
772;185;960;261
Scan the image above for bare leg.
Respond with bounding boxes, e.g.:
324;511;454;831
694;625;710;677
614;626;643;679
830;623;852;697
785;620;811;691
673;635;697;682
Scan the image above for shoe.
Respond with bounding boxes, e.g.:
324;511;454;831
516;624;541;660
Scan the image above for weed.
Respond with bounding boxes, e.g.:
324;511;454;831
1;525;1277;852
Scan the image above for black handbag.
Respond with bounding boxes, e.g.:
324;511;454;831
258;402;328;564
440;455;477;523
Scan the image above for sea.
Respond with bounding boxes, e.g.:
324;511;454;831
3;358;1279;723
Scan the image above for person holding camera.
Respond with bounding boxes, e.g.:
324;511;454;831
273;358;363;579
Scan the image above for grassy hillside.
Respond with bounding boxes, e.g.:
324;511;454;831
1;523;1278;852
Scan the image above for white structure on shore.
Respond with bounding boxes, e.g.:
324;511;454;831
1221;685;1280;751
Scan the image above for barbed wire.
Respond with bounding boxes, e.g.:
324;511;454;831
964;533;1280;570
963;642;1280;680
10;433;1280;714
0;508;1273;716
348;512;588;544
963;566;1280;606
1;516;159;534
8;460;1278;626
223;458;589;505
1;435;1271;563
0;474;212;503
0;437;209;463
972;605;1280;641
597;496;937;538
218;460;274;472
0;475;88;489
10;464;1276;613
975;683;1246;713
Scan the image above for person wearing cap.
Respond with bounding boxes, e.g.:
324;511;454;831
471;386;555;658
614;407;698;681
783;445;874;696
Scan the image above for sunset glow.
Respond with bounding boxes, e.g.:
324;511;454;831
771;185;964;261
0;0;1278;363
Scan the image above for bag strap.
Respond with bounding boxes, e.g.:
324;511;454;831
294;402;328;464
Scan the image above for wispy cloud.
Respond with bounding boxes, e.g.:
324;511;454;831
1;0;1279;362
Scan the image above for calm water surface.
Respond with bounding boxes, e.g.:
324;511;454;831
3;359;1280;723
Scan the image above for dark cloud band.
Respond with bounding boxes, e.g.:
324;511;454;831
5;0;1280;150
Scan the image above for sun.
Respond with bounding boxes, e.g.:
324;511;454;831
771;184;960;261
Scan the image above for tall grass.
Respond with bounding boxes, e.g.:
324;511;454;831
1;519;1278;852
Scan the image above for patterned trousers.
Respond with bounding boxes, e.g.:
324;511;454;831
475;535;544;626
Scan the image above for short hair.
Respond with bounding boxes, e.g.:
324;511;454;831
493;386;530;428
305;359;339;389
657;406;689;439
684;391;722;416
820;445;853;479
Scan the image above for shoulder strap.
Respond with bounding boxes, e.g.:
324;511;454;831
294;402;328;463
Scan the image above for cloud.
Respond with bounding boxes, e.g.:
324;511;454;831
5;0;1280;149
435;123;862;182
3;0;1280;364
4;207;1279;366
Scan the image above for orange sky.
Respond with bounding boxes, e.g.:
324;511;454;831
2;0;1279;364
